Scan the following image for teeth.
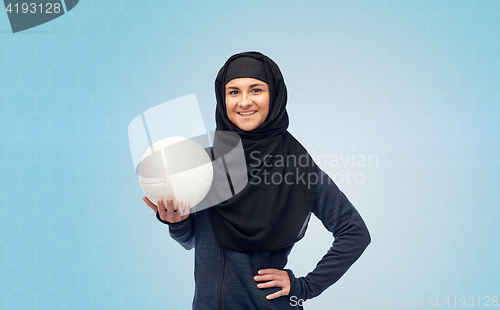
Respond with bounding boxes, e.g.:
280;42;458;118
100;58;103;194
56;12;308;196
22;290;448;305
240;111;256;116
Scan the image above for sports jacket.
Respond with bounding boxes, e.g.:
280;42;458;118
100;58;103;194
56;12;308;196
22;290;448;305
157;166;371;309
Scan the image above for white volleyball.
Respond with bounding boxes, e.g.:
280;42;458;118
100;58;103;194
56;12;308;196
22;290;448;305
138;137;213;211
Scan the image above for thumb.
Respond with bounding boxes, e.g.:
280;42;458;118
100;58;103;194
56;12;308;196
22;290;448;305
143;197;158;213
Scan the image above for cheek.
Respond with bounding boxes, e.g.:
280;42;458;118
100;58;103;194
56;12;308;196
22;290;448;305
225;99;238;118
225;97;232;112
261;95;270;114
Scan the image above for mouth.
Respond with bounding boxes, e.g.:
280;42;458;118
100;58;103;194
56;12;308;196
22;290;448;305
237;110;257;119
237;110;257;116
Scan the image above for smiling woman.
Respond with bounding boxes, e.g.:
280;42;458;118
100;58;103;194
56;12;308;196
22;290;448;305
145;51;371;310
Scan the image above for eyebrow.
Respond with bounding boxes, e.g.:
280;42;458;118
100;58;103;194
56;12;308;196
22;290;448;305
226;83;266;90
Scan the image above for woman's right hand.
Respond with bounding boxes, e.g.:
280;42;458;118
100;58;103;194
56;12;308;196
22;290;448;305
143;197;190;224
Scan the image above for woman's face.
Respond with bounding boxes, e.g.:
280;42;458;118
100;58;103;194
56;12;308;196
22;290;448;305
225;77;270;131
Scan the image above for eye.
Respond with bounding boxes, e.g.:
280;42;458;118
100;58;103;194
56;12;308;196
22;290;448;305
252;88;262;93
229;90;238;95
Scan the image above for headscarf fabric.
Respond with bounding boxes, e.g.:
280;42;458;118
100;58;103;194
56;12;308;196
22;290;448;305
208;51;318;253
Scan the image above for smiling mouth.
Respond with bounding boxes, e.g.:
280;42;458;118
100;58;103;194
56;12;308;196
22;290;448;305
238;111;256;116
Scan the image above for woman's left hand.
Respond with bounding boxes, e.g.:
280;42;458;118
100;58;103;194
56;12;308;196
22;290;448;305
254;269;290;300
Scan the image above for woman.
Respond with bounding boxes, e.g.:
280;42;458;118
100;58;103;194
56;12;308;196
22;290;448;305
143;51;371;309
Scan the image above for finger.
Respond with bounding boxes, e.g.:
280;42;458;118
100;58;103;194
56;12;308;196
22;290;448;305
157;199;167;220
179;201;188;217
182;202;191;218
165;197;175;220
176;199;184;219
254;274;278;282
266;289;287;300
173;198;178;212
257;269;288;279
143;197;157;212
257;280;280;288
258;269;279;275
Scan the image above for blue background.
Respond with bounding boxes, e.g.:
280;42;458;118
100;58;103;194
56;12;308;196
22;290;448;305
1;0;500;309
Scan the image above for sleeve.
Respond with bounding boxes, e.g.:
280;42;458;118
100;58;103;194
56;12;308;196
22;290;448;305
285;167;371;301
156;210;195;250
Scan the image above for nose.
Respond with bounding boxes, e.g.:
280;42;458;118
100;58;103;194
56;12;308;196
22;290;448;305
239;92;252;108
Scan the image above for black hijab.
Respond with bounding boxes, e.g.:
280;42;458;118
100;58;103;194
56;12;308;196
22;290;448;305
208;51;318;252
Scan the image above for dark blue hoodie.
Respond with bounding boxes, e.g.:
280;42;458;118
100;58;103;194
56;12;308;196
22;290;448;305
157;166;371;309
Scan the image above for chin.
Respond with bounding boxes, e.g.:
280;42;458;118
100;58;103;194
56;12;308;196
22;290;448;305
238;124;257;131
229;116;260;131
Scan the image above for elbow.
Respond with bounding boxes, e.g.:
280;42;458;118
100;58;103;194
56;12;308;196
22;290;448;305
181;241;195;251
362;226;371;249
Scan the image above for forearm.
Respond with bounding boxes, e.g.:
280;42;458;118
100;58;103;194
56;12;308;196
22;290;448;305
286;167;371;300
288;209;370;300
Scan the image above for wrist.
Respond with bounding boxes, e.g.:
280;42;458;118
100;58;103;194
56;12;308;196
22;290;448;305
156;210;171;224
284;269;296;297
